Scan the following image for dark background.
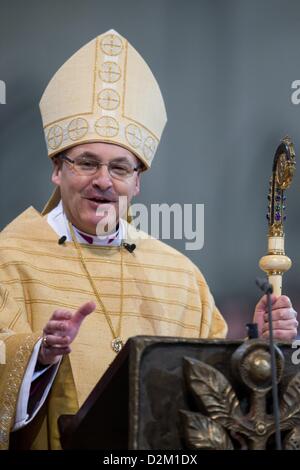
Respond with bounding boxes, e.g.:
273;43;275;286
1;0;300;337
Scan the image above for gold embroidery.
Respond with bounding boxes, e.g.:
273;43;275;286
8;307;23;330
0;334;39;449
44;111;93;129
122;39;128;116
0;289;8;312
97;88;120;110
92;39;98;115
13;298;200;332
67;118;89;141
47;125;63;149
15;289;202;315
125;124;142;148
0;251;198;277
99;62;121;83
122;311;200;331
0;261;90;279
100;34;123;56
143;136;157;161
0;245;82;261
121;41;160;143
127;117;160;142
2;276;198;295
95;116;119;137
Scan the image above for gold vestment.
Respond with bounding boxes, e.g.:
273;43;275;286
0;207;227;449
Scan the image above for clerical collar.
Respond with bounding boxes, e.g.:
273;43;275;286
47;200;123;246
72;224;120;245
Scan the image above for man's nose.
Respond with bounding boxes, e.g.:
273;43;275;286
91;164;113;189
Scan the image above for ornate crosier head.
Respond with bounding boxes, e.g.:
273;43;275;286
266;137;296;237
259;137;295;295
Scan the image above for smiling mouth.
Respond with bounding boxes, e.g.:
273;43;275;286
86;197;116;204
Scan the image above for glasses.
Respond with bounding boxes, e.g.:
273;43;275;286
60;153;139;180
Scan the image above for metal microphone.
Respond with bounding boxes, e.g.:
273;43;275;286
122;242;136;253
256;277;282;450
58;235;67;245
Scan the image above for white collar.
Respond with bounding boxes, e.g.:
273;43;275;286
47;200;123;246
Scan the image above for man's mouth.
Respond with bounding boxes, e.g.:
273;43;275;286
85;196;116;204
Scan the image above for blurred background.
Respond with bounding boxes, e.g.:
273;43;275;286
0;0;300;338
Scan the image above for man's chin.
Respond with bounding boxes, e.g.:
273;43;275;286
95;216;119;236
95;204;118;233
77;201;119;235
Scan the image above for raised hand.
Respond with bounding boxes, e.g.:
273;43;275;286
38;301;96;365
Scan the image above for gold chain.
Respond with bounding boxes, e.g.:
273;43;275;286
68;222;124;353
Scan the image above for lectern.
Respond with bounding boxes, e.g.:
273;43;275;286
58;336;300;450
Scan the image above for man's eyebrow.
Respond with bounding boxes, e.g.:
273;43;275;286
75;152;133;163
75;152;100;160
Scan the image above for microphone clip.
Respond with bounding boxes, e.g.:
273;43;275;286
58;235;67;245
122;242;136;253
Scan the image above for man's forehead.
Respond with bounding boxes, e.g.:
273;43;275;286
67;142;139;163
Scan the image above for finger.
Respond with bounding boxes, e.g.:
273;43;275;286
262;319;298;333
253;294;279;336
44;320;68;335
262;329;297;341
271;295;292;310
264;308;297;322
42;346;71;356
51;310;72;321
43;335;71;347
256;294;279;310
71;301;96;326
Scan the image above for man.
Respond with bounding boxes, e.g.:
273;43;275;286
0;30;297;450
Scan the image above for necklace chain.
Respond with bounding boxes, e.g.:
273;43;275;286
68;222;124;353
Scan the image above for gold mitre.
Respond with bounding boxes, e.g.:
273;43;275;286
39;29;167;169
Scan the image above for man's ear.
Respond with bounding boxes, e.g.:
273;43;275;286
134;172;141;197
51;157;62;185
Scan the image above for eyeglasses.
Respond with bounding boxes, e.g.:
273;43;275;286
60;153;139;180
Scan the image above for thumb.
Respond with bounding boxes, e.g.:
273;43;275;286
72;301;96;327
255;294;278;311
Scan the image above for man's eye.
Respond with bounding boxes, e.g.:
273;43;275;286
111;164;130;173
77;160;97;169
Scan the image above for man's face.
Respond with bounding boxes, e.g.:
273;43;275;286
52;142;141;235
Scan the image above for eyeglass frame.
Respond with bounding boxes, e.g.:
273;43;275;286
58;152;141;180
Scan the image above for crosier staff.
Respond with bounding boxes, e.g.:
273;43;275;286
259;137;296;295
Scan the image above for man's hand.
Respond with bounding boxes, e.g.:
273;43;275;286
253;294;298;340
38;301;96;365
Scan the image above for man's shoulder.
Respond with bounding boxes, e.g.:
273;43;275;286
126;222;200;273
0;206;55;243
2;206;39;229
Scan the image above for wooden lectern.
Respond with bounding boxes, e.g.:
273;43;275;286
58;336;300;450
